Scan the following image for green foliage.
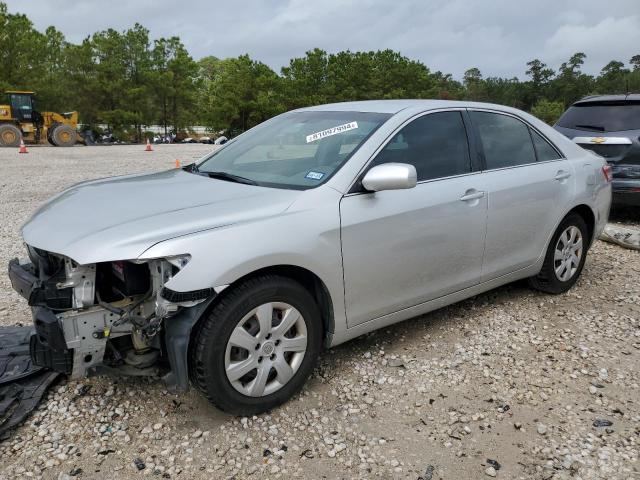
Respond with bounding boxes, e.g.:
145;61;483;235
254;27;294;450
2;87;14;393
0;3;198;137
279;48;439;110
1;1;639;136
199;55;284;135
531;99;565;125
152;37;199;134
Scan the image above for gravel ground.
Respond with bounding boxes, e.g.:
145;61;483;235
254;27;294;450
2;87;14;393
0;145;639;480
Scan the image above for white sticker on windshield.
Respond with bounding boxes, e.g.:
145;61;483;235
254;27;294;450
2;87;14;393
305;171;325;180
306;122;358;143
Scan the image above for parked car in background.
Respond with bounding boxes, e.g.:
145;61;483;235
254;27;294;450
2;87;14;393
9;100;611;415
555;94;640;206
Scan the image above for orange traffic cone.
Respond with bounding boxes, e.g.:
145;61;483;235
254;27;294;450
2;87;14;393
145;139;153;152
18;139;28;154
175;159;181;168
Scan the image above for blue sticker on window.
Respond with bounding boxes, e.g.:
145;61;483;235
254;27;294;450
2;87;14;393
305;171;325;180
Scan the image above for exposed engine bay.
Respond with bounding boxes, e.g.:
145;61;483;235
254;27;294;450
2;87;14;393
8;246;210;384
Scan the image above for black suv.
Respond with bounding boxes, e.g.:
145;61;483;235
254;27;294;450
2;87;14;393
555;94;640;206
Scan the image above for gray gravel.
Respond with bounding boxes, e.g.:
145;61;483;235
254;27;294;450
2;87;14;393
0;145;639;479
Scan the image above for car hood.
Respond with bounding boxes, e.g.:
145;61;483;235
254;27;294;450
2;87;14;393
22;169;302;264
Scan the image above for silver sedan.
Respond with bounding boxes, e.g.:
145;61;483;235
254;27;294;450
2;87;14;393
9;100;611;414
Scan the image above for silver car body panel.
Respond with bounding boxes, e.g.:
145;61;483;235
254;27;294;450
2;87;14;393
340;171;487;327
20;100;611;352
22;169;301;264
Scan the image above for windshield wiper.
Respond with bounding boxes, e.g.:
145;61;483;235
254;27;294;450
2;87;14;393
574;124;606;132
202;171;258;186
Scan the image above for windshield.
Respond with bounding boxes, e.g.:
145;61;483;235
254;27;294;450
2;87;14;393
557;102;640;132
197;111;391;189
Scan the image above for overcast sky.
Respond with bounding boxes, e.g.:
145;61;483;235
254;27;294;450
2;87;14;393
5;0;640;79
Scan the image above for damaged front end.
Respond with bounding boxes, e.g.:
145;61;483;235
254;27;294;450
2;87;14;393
8;247;213;392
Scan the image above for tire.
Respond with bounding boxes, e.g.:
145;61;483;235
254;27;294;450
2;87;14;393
51;124;77;147
0;124;22;147
529;213;589;294
190;275;323;415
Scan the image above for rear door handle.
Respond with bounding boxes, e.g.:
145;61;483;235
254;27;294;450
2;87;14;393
459;190;485;202
554;170;571;181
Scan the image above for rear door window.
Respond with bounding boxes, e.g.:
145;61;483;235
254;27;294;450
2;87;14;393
470;111;536;169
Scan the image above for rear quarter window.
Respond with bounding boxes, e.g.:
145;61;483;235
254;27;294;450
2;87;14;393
530;129;562;161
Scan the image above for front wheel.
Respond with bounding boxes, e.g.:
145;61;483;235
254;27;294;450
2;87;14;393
190;275;323;415
529;213;589;294
51;124;77;147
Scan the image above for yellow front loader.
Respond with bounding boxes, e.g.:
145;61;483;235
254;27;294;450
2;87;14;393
0;91;81;147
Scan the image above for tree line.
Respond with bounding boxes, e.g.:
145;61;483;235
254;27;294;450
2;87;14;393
2;2;639;140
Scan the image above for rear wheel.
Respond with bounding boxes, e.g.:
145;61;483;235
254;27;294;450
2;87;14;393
529;213;589;294
190;275;323;415
51;124;77;147
0;124;22;147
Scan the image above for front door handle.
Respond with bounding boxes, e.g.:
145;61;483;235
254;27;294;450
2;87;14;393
459;190;485;202
554;170;571;181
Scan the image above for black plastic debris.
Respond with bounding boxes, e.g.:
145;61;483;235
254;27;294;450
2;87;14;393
418;465;435;480
133;458;146;470
0;326;41;384
593;419;613;428
300;448;314;459
0;369;59;438
487;459;502;470
0;325;60;438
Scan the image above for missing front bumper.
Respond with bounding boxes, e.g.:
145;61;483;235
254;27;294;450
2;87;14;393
29;307;73;374
7;260;74;374
8;257;216;391
8;258;72;309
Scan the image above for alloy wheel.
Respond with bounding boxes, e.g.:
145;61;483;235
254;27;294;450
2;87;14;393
554;226;583;282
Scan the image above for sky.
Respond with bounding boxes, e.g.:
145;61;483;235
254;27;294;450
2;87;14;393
5;0;640;79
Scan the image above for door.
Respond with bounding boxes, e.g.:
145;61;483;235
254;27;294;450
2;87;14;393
340;110;488;327
468;110;575;280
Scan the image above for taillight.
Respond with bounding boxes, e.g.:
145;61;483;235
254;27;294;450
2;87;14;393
602;165;613;182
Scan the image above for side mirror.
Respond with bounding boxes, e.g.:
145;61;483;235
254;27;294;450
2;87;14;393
361;163;417;192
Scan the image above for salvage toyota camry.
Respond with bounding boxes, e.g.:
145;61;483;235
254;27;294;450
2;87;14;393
9;100;611;414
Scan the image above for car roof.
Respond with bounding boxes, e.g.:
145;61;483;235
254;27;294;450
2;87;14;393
296;99;518;114
573;93;640;105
